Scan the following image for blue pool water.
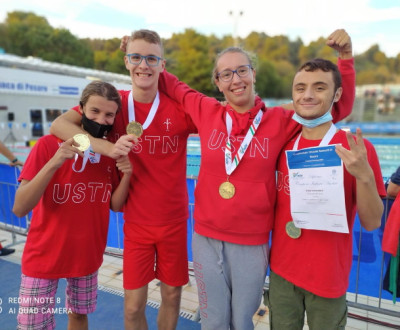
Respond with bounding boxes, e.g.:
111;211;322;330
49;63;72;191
365;136;400;181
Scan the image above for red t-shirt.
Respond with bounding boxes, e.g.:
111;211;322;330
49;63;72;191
19;135;120;278
270;130;386;298
73;90;196;225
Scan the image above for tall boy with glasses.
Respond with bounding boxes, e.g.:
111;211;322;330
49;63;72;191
50;29;196;330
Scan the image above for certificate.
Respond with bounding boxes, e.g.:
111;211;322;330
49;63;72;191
286;145;349;233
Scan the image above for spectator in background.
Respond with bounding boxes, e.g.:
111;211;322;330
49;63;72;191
382;166;400;301
0;141;23;166
387;166;400;198
0;242;15;256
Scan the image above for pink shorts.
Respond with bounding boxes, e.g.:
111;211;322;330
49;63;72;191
17;271;98;330
123;221;188;290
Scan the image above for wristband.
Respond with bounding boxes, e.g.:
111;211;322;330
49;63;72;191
11;158;18;164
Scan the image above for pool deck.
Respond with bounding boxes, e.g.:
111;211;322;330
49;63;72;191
1;230;400;329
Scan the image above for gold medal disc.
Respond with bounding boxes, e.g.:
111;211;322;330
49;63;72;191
73;134;90;152
219;181;235;199
126;121;143;138
286;221;301;239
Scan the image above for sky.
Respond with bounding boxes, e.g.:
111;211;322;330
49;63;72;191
1;0;400;57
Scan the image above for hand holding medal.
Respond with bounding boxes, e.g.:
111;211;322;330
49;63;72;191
126;121;143;138
73;134;90;152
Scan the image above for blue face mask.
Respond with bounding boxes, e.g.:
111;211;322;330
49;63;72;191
292;92;337;128
292;111;333;128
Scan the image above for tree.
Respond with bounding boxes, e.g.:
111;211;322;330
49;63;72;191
0;11;93;68
261;35;292;63
103;49;126;73
1;11;400;93
45;28;94;67
243;32;268;54
2;11;53;56
255;59;285;98
164;29;215;95
90;38;126;73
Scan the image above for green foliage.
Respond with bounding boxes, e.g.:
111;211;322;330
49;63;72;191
356;65;391;85
45;29;94;67
1;10;400;98
2;11;52;56
255;59;284;97
93;48;125;73
164;29;215;95
1;11;93;68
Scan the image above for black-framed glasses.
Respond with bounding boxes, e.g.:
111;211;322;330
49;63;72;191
126;53;162;67
217;65;253;82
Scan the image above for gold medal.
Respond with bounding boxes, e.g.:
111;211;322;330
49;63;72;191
286;221;301;239
126;121;143;138
219;181;235;199
73;134;90;152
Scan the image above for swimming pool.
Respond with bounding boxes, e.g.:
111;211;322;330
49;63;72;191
187;135;400;181
366;136;400;181
1;134;400;180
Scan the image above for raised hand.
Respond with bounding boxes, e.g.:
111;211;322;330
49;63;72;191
52;137;80;168
120;35;129;53
326;29;352;59
109;134;138;158
335;128;373;181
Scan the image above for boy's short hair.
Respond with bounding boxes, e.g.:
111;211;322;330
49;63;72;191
297;58;342;91
129;29;163;56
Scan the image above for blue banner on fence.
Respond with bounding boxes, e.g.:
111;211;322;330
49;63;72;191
0;163;29;228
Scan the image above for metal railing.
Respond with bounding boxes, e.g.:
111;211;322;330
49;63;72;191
0;164;30;244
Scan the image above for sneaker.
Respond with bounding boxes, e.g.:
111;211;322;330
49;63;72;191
0;247;15;256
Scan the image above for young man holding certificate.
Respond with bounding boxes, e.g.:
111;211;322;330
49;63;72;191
267;58;386;329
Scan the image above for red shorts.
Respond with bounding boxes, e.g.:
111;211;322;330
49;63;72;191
123;221;189;290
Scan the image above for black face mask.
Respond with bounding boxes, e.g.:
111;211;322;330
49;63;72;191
81;112;113;138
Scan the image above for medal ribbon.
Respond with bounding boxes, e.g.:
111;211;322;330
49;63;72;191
72;148;90;173
128;90;160;130
72;146;101;172
224;109;263;175
292;123;337;150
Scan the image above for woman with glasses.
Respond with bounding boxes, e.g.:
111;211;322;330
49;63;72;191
158;29;355;329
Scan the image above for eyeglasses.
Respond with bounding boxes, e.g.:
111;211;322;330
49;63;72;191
217;65;253;82
126;53;162;67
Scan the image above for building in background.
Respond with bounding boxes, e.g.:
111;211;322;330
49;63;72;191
0;53;131;144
